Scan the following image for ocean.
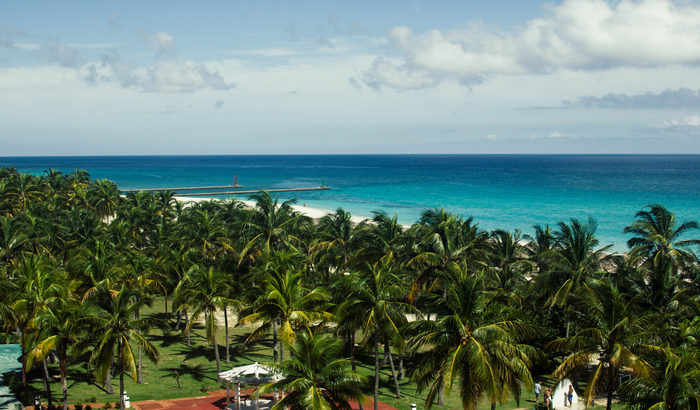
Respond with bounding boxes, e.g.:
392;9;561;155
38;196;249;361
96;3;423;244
3;154;700;252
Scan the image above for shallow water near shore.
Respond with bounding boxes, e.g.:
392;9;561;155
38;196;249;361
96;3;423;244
3;154;700;252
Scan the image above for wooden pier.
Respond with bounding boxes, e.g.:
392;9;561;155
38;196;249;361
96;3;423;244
120;184;242;193
174;186;330;196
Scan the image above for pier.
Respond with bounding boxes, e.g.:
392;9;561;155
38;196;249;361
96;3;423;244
121;184;243;193
120;176;329;196
174;186;330;196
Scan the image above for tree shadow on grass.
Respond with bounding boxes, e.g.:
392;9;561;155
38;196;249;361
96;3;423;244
176;344;217;362
65;369;113;395
148;331;185;349
160;363;217;383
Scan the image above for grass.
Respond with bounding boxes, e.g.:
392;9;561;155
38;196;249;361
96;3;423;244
21;297;624;409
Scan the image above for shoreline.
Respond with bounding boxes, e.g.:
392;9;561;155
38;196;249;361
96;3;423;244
173;195;369;224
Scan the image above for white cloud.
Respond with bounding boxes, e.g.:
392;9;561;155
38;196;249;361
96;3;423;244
363;57;440;90
643;114;700;136
82;53;233;93
136;31;176;56
364;0;700;90
0;25;23;49
77;31;233;93
564;88;700;109
39;38;80;68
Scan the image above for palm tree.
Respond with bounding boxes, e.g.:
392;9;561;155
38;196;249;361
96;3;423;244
337;259;413;408
487;229;531;294
92;285;159;410
11;254;66;386
312;208;367;271
618;346;699;410
549;279;651;410
408;268;533;409
175;266;233;376
88;179;122;224
258;331;366;410
0;215;28;268
239;252;331;363
2;173;44;214
25;293;92;410
624;203;700;264
409;208;486;299
541;217;615;337
367;211;404;259
549;218;613;306
240;191;307;262
180;206;229;261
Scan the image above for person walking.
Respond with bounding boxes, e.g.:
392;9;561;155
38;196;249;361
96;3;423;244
567;384;574;407
534;381;542;402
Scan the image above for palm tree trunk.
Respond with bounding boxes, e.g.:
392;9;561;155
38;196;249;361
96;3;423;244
224;306;230;364
398;355;404;380
213;328;221;377
59;353;68;410
272;321;279;363
18;327;26;385
42;358;52;407
351;331;357;371
280;337;285;362
136;308;142;384
137;346;142;384
374;338;379;410
184;309;190;346
437;386;444;406
106;355;114;394
120;370;125;410
164;292;169;320
387;346;400;398
382;340;389;365
606;365;617;410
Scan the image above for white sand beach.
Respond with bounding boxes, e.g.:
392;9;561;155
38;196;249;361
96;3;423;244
173;196;368;224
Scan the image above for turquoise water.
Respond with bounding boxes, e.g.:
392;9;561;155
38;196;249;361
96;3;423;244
3;155;700;252
0;344;21;408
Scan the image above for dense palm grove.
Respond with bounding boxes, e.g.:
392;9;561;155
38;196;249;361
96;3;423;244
0;166;698;410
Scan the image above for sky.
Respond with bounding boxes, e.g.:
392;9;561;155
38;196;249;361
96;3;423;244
2;0;700;155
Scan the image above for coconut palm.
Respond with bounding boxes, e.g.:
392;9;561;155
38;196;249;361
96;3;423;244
25;292;92;410
175;265;234;375
0;214;28;268
12;254;67;387
409;208;487;299
239;251;331;363
624;203;700;264
487;229;531;294
240;191;308;262
618;346;699;410
361;210;406;264
179;205;231;262
408;268;533;409
92;285;159;410
2;173;44;214
258;331;366;410
549;218;614;306
337;259;413;408
549;279;651;410
312;208;367;271
88;179;122;224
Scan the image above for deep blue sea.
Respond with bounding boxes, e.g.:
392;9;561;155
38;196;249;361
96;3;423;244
3;155;700;252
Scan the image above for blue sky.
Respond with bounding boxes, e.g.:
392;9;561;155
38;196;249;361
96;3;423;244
2;0;700;155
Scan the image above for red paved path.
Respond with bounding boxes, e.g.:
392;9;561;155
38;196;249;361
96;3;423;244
130;389;398;409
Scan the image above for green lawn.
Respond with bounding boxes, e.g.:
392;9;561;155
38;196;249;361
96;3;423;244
20;298;623;409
